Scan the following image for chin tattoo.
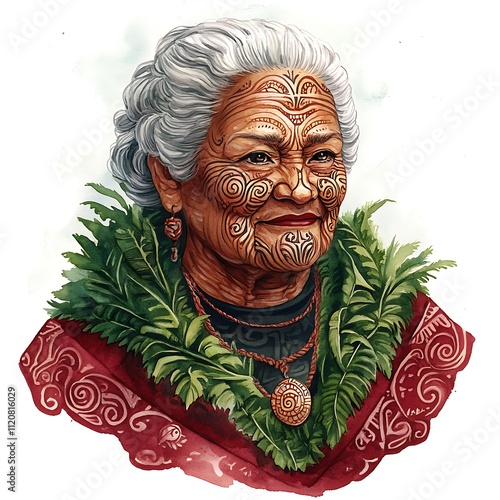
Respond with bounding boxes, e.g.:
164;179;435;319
255;229;318;271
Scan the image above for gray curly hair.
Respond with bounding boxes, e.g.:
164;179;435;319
109;18;359;208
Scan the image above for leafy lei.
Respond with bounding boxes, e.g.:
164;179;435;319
49;183;453;471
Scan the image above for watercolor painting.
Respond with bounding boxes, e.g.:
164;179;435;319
4;1;499;499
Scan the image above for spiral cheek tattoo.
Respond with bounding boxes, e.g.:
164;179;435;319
317;170;347;211
317;169;347;249
203;164;275;259
212;167;274;217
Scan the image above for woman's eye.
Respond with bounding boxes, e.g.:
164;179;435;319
310;150;336;163
240;152;274;165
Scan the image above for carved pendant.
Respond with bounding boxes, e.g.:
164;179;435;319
270;378;312;426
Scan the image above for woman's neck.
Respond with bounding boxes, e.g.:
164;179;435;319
181;238;311;308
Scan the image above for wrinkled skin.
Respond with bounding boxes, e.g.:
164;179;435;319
149;68;347;306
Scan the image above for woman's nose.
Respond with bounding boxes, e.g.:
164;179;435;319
273;160;317;204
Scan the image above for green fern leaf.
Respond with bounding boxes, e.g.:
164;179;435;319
49;185;454;472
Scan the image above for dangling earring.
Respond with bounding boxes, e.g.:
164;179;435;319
164;209;182;262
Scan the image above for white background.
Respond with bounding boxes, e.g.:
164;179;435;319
2;1;499;499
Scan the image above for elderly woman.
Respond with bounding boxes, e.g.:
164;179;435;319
21;19;473;494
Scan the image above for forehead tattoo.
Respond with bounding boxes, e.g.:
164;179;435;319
230;69;334;109
221;69;338;149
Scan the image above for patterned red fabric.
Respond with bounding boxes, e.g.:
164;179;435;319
19;293;473;495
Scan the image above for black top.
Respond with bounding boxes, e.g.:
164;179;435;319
201;269;316;395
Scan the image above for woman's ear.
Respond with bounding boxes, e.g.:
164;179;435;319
147;156;183;212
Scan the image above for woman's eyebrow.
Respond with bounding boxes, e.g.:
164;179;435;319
228;131;284;145
303;131;342;147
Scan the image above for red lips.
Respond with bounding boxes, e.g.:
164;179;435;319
264;213;320;227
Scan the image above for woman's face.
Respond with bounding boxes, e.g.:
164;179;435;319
180;68;347;273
